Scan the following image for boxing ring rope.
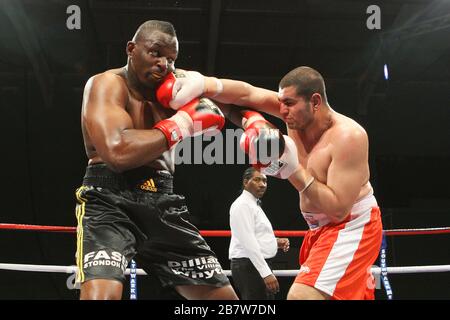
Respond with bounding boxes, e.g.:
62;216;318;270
2;223;450;236
1;262;450;277
1;223;450;299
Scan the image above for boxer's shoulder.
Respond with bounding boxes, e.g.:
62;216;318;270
333;112;367;135
92;69;127;87
84;70;128;98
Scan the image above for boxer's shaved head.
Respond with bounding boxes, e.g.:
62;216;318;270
132;20;177;42
279;66;327;103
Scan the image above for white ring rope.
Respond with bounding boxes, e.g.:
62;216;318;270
1;263;450;276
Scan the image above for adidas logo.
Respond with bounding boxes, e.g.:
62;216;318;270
140;179;157;192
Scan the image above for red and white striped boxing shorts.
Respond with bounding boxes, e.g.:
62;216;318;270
295;193;383;300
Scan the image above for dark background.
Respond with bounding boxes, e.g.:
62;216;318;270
0;0;449;300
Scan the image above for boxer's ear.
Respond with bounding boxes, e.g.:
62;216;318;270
126;41;136;58
310;93;322;110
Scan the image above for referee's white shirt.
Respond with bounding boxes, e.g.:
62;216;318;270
228;190;277;278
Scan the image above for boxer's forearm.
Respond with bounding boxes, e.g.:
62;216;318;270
288;167;351;222
204;77;282;118
100;129;168;172
204;78;252;105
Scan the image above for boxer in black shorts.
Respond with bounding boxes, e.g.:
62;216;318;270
76;20;237;299
76;164;229;290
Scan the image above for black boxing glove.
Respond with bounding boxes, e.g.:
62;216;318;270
239;110;285;169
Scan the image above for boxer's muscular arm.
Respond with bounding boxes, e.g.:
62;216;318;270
164;69;281;120
204;78;283;119
288;129;369;222
82;73;167;172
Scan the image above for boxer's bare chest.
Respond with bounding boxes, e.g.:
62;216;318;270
290;130;333;184
112;67;174;128
126;93;174;129
125;93;176;172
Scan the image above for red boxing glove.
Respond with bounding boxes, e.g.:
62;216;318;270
156;72;176;108
154;97;225;148
156;71;205;110
240;110;285;168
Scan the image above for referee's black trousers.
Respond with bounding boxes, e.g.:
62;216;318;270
230;257;275;300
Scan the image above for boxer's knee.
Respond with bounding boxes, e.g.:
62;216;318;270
287;283;330;300
80;279;123;300
176;284;239;300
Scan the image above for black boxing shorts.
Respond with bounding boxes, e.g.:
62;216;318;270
74;163;230;289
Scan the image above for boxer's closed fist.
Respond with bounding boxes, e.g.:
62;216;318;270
260;135;299;179
154;97;225;148
156;71;205;110
240;110;285;169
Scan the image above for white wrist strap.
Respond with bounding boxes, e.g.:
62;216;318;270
210;78;223;98
300;176;315;193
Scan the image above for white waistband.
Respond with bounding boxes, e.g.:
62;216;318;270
350;192;377;216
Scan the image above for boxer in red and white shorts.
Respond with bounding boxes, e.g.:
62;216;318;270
295;191;382;300
154;65;385;299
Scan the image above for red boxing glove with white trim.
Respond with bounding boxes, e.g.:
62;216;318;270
239;110;285;169
154;97;225;149
155;72;178;108
156;71;205;110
